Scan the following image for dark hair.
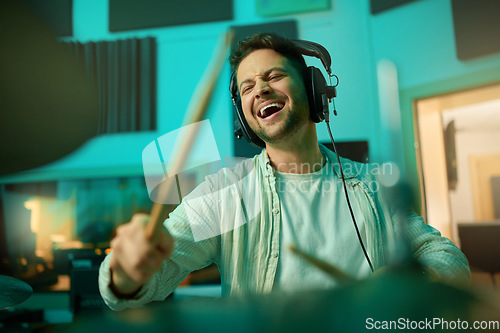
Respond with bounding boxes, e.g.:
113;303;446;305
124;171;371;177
229;33;307;76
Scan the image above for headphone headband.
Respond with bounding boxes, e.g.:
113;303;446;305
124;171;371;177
291;39;332;76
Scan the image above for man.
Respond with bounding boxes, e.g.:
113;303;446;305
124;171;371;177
99;33;470;311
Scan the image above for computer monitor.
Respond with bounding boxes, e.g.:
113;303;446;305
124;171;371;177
458;222;500;274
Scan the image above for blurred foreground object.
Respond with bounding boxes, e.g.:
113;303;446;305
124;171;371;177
0;275;33;310
0;0;99;175
68;267;498;333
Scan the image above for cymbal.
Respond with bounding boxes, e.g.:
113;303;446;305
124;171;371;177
0;275;33;310
0;0;99;175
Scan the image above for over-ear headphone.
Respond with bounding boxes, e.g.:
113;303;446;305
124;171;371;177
230;39;338;148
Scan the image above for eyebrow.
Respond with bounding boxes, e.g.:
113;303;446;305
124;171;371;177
238;67;288;91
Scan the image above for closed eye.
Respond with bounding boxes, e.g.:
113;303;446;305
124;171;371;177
241;85;253;95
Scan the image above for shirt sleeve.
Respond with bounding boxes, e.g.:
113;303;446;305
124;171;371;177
98;202;220;311
406;211;471;285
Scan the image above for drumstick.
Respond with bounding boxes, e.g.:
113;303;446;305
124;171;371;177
145;30;233;241
289;245;355;282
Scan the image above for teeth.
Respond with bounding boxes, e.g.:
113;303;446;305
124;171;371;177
259;102;284;117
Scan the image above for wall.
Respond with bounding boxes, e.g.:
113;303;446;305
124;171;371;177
368;0;500;210
2;0;500;185
369;1;500;91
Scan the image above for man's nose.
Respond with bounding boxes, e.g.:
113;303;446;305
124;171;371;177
255;81;272;98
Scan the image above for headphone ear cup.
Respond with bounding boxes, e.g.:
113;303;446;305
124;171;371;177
233;96;265;148
304;66;328;123
230;73;265;148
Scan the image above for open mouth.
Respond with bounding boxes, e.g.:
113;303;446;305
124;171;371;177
258;102;285;119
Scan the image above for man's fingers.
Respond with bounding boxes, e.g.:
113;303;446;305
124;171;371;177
108;214;174;289
131;213;150;226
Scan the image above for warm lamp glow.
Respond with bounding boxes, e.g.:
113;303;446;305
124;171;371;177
24;199;41;234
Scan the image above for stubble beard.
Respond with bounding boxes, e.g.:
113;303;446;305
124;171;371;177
252;104;310;145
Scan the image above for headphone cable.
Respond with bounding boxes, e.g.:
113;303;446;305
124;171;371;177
325;120;375;273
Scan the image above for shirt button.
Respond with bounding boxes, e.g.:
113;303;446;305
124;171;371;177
272;251;279;258
272;208;280;215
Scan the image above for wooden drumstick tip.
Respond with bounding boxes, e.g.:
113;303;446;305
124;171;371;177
289;244;355;283
225;29;235;45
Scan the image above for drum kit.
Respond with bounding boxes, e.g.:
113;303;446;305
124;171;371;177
60;264;499;333
0;275;33;310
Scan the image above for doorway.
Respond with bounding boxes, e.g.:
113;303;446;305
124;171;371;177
414;83;500;243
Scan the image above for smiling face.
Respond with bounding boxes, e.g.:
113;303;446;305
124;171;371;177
236;49;312;146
